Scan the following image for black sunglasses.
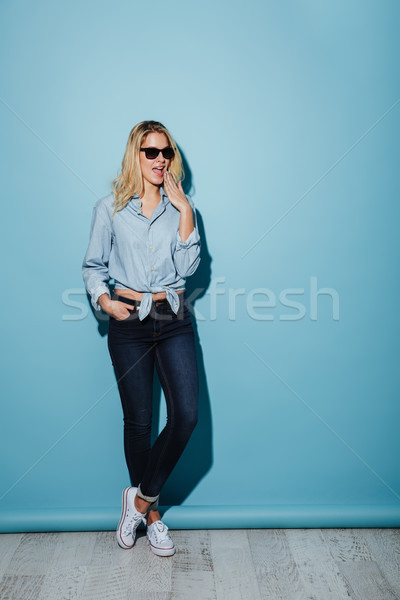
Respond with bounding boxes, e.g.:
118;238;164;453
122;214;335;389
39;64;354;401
140;146;175;160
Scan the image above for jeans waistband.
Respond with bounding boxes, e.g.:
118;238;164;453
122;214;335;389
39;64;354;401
111;291;185;308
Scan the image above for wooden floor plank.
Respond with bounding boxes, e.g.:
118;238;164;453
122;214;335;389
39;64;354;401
362;528;400;596
4;533;59;576
321;528;374;562
248;528;308;599
321;528;398;600
285;528;354;600
0;574;45;600
0;533;23;577
50;531;98;569
339;560;398;600
210;529;262;600
169;529;216;600
37;567;88;600
82;531;172;597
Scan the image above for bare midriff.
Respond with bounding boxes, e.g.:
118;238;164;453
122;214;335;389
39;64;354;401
114;288;185;301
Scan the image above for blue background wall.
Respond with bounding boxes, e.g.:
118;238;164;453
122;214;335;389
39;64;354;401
1;0;399;531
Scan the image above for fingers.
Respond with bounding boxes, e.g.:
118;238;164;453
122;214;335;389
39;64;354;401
166;169;178;185
115;301;134;310
164;170;177;189
163;170;172;190
164;170;186;202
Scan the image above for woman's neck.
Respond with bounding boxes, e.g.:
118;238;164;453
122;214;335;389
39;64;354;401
141;180;161;204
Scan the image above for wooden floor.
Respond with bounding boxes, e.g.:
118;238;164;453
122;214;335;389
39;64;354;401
0;528;399;599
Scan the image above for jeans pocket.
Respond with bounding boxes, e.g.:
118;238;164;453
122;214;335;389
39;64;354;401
115;307;137;322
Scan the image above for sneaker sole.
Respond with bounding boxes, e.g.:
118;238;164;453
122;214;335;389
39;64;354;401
147;538;176;557
116;487;134;549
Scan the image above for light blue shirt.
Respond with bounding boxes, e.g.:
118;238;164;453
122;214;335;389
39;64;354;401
82;186;201;321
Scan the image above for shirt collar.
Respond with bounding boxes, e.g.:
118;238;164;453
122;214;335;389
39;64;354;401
131;186;168;207
160;186;168;203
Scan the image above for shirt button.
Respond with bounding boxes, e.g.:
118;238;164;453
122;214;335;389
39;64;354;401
137;200;140;203
136;211;140;214
151;267;154;271
149;245;153;249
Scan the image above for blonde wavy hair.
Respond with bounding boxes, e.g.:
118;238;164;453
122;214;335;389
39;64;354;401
111;120;184;217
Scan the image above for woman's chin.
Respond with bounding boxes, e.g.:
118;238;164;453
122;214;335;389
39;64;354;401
144;175;163;187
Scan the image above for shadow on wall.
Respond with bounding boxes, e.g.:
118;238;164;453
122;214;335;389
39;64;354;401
84;148;213;508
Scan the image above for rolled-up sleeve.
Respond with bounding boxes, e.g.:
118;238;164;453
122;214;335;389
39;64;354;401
82;203;112;311
173;195;201;278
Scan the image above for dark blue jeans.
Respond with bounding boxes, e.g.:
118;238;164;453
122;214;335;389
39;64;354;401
107;290;199;508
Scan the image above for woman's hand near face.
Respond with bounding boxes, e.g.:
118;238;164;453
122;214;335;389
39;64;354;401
163;171;191;213
163;170;195;242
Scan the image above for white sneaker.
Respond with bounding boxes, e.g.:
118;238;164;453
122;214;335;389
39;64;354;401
146;520;176;557
116;487;147;549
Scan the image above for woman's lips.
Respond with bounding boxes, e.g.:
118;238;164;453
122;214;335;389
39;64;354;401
152;167;164;177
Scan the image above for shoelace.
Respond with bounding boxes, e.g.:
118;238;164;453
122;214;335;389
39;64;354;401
149;520;171;543
122;507;145;536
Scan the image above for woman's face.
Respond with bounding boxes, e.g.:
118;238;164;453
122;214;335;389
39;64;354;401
139;131;172;189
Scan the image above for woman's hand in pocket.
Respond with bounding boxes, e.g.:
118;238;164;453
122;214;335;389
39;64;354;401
98;294;134;320
109;300;135;320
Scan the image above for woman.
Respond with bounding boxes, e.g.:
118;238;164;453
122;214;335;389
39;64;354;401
82;120;201;557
